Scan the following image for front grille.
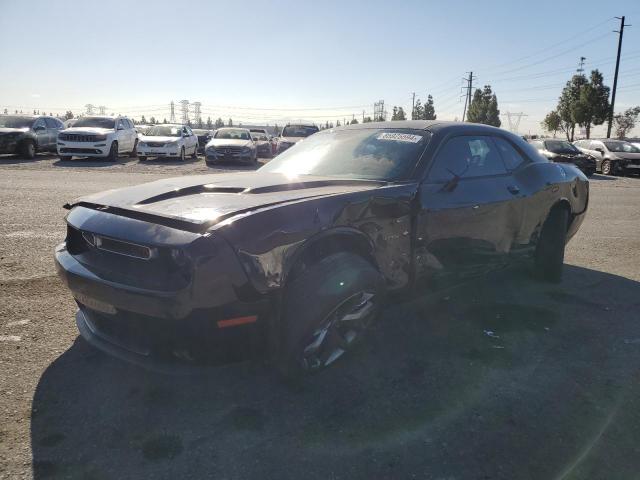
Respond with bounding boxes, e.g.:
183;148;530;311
59;133;97;142
214;146;243;155
145;142;166;148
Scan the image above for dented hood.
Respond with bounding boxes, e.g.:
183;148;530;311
73;172;384;228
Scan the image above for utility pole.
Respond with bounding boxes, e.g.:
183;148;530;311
85;104;94;115
461;72;474;122
362;110;365;122
577;56;586;75
411;92;415;120
607;16;631;138
169;101;176;123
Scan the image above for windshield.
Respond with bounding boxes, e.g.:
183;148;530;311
145;125;182;137
545;140;579;154
0;116;35;128
215;129;250;140
604;141;640;153
260;128;431;180
282;125;319;137
192;129;210;136
251;134;268;141
73;117;115;129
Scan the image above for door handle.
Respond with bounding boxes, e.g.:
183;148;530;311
507;185;520;195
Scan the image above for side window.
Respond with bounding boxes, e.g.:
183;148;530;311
493;137;526;171
428;136;507;182
117;118;125;130
589;141;602;150
33;118;46;130
44;118;57;128
530;140;543;150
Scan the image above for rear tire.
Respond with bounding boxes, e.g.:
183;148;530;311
59;156;72;162
191;145;197;158
277;252;385;378
106;142;118;162
138;156;147;162
20;140;36;159
600;159;611;175
534;207;568;283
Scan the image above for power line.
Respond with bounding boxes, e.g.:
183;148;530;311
607;15;632;138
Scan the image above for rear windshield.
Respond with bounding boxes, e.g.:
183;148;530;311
282;125;319;137
604;141;640;153
260;128;431;181
145;125;182;137
215;129;251;140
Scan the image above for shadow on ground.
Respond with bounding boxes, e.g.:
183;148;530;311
30;266;640;479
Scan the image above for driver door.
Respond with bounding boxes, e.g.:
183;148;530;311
414;135;523;286
32;118;49;151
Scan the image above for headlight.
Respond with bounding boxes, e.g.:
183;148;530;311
242;146;251;153
94;134;107;141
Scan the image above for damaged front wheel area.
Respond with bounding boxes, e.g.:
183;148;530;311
278;252;385;377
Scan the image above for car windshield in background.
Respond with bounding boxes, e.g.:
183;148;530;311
282;125;319;137
0;116;35;128
73;117;115;129
260;128;431;181
145;126;181;137
252;134;268;141
215;129;250;140
545;140;579;154
604;141;640;153
192;130;209;135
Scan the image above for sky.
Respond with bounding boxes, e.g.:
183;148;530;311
1;0;639;136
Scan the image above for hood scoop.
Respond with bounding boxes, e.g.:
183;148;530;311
136;185;246;205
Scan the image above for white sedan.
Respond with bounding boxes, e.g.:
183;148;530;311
138;124;199;161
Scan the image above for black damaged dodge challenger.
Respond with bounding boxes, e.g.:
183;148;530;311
55;121;588;374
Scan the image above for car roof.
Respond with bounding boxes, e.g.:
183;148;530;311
339;120;513;135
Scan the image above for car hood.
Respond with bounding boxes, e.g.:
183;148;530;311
72;172;384;230
206;139;252;148
280;136;305;144
140;136;180;143
612;152;640;160
63;127;113;135
0;127;29;134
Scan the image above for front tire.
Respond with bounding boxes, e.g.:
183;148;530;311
191;145;197;159
138;156;147;162
277;252;385;377
129;140;138;158
59;155;72;162
179;146;186;162
106;141;118;162
600;159;611;175
534;207;568;283
20;140;36;159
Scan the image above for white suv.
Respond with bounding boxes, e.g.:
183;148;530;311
57;116;138;161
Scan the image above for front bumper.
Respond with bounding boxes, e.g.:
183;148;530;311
138;145;181;158
57;141;109;157
205;150;254;163
0;138;19;154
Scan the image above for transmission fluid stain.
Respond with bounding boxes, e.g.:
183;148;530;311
141;434;183;461
466;303;557;333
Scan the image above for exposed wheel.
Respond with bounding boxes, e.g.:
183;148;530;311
534;207;568;283
277;252;385;377
106;142;118;162
600;159;611;175
20;140;36;159
138;156;147;162
179;146;186;161
59;156;72;162
129;140;138;158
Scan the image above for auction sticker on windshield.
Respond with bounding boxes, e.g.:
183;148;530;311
377;132;423;143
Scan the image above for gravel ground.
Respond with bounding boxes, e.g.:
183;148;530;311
1;155;640;480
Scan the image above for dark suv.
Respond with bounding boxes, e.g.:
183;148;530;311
529;139;596;176
0;115;65;158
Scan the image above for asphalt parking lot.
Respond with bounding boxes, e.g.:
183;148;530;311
1;154;640;480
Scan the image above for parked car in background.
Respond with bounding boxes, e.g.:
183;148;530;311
529;138;596;176
63;118;77;129
192;129;213;153
574;139;640;175
135;124;151;139
138;124;198;161
57;116;138;161
55;121;588;374
0;115;64;158
251;131;273;158
626;138;640;150
275;123;319;154
205;127;257;165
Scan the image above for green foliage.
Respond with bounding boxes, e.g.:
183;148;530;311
227;118;233;127
206;117;213;128
64;111;74;120
466;85;501;127
541;110;562;136
573;70;610;138
149;116;156;124
140;115;147;124
350;118;359;124
614;106;640;139
412;98;423;120
363;116;372;123
424;95;436;120
214;118;224;129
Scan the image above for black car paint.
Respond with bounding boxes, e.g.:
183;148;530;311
0;116;62;156
55;121;589;368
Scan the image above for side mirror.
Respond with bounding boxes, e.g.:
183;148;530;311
595;148;604;154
